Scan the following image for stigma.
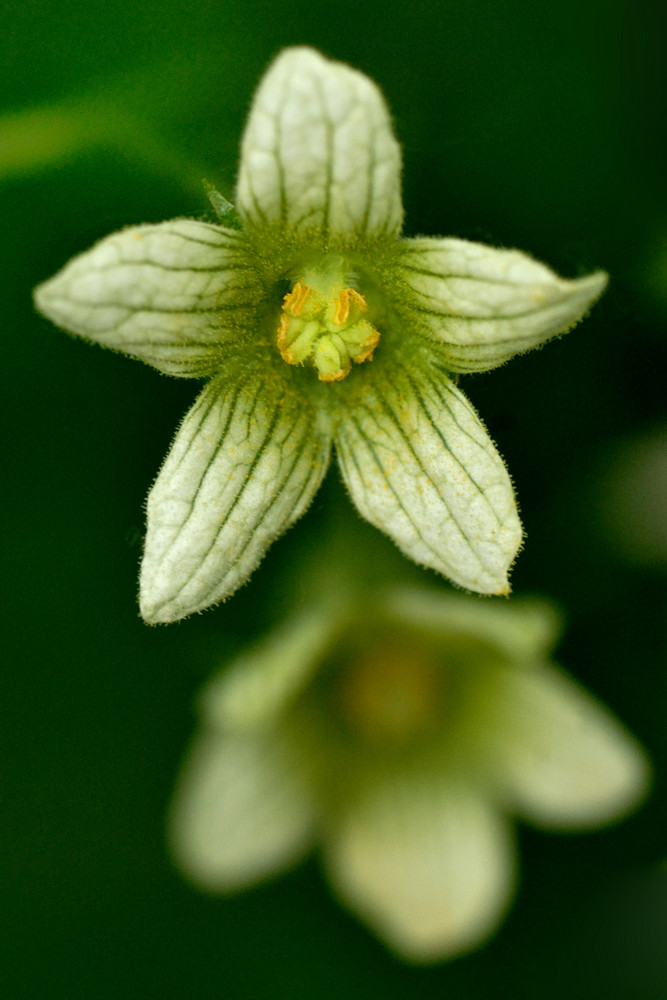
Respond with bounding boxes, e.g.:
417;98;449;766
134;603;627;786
278;280;380;382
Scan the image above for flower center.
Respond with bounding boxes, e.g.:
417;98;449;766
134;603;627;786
277;278;380;382
337;639;443;746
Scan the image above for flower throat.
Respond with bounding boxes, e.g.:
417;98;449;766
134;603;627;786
278;269;381;382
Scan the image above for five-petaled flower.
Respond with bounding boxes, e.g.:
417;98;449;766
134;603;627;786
34;47;607;623
168;586;649;963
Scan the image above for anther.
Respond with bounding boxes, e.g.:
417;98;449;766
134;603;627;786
278;280;380;381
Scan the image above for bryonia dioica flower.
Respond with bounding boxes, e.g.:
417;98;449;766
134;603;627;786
34;48;607;623
168;587;649;963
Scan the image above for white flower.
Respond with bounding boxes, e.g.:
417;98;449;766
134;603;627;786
168;587;649;963
34;48;607;623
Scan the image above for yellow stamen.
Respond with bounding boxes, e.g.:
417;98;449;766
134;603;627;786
283;281;310;317
332;287;368;326
353;326;380;364
319;368;348;383
277;279;381;381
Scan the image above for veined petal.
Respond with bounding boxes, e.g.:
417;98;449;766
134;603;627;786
335;368;521;594
394;238;607;372
324;772;515;963
236;47;403;241
169;730;316;892
140;374;331;623
484;664;651;829
34;220;262;377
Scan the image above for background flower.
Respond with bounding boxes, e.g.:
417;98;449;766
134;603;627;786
169;587;649;962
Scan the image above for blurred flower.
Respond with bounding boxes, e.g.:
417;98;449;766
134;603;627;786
34;48;606;624
168;587;649;963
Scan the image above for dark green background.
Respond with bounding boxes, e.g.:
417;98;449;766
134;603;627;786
2;0;666;997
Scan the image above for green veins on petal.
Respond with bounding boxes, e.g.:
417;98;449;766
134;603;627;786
140;371;331;624
33;46;608;622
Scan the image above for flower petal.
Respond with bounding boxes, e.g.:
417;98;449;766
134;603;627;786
394;238;607;372
34;220;262;376
169;730;316;892
324;772;515;963
335;367;521;594
236;47;403;241
382;587;561;662
203;604;347;731
140;374;331;623
484;664;651;829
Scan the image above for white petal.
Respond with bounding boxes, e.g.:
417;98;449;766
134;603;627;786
34;220;262;376
484;664;651;829
381;587;561;661
394;238;607;372
169;730;316;892
324;773;515;963
140;374;331;623
335;367;521;594
236;47;403;241
203;604;347;731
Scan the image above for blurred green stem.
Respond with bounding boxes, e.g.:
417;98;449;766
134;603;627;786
0;95;217;197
